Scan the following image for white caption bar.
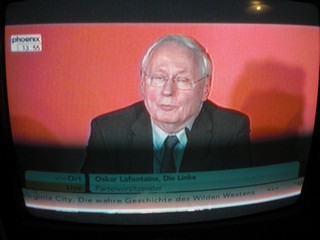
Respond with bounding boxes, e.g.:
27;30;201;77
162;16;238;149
23;177;303;214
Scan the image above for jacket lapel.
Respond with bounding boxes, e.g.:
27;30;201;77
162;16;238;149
130;109;154;173
180;105;214;172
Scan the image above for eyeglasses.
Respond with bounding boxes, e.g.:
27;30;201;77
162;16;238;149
142;71;208;90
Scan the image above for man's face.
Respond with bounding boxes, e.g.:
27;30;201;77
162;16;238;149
140;43;210;133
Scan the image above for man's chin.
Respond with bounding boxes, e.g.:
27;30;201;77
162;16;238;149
155;118;179;125
152;116;186;131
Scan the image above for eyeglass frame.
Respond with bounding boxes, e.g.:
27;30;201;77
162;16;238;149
141;69;209;90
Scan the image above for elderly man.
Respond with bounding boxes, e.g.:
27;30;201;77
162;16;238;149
81;35;253;174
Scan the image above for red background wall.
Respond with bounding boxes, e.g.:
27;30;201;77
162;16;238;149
5;24;319;146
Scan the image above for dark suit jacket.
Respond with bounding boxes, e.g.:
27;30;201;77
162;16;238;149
81;100;253;173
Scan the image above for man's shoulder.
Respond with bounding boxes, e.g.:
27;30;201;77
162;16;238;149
203;100;250;123
200;100;251;140
92;101;146;125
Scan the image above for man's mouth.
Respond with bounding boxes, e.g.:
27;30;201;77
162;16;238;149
159;104;176;111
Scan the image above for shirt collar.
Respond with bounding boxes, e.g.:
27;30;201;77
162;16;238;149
151;121;193;151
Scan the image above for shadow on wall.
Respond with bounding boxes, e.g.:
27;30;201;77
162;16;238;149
10;116;86;174
231;59;310;171
11;116;61;145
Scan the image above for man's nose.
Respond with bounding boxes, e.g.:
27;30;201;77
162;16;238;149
162;78;176;96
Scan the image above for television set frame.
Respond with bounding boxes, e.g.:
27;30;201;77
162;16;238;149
1;0;319;239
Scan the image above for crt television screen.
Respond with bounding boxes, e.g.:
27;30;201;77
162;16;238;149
3;0;320;226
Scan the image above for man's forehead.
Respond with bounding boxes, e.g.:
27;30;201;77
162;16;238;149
153;41;194;54
148;42;198;65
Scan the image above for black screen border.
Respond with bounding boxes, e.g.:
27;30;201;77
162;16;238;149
4;0;320;26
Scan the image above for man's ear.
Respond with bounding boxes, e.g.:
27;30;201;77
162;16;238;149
202;78;211;101
140;79;146;97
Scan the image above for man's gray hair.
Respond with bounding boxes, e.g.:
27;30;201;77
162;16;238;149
141;35;213;80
